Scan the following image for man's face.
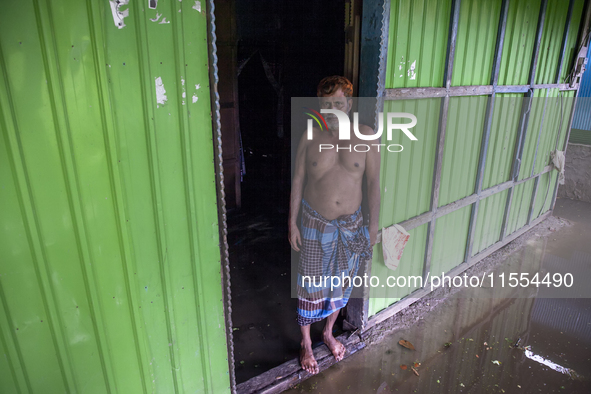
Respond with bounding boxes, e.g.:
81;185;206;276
319;88;352;131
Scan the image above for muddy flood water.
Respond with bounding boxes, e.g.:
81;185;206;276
287;198;591;394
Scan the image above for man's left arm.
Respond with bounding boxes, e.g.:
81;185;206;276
362;126;381;246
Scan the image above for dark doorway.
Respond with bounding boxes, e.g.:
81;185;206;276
215;0;347;384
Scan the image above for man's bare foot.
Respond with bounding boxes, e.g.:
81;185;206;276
300;341;319;374
322;331;346;361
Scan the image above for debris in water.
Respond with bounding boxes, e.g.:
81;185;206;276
400;364;407;370
398;339;415;350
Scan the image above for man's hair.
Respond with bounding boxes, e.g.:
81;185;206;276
317;76;353;97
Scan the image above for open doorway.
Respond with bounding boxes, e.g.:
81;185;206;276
215;0;352;384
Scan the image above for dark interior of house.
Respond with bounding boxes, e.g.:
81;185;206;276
218;0;347;384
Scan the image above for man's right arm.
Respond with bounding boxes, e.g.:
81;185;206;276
289;131;308;251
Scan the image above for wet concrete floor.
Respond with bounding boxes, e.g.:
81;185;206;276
286;198;591;394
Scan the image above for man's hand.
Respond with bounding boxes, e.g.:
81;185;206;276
289;224;302;251
369;227;378;247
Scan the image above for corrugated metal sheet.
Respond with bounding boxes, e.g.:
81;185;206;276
385;0;452;88
533;89;575;174
482;94;523;189
369;0;585;319
430;205;472;275
0;1;230;393
518;89;548;180
438;96;487;207
497;0;542;85
368;223;428;316
380;99;440;225
535;0;570;84
471;190;508;255
559;0;585;83
572;52;591;134
506;179;536;235
451;0;502;86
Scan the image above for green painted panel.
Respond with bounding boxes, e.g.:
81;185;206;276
533;89;575;175
0;1;230;394
380;99;440;227
430;205;472;275
482;94;523;189
472;190;508;255
438;96;487;206
369;223;428;316
535;0;570;84
560;0;585;83
498;0;542;85
519;89;548;180
451;0;502;86
385;0;452;88
506;179;535;235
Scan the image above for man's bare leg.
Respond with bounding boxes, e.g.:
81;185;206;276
322;310;346;361
300;325;319;374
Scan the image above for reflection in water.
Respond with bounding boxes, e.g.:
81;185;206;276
524;347;584;381
287;199;591;394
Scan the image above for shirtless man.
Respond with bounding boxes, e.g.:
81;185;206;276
289;76;380;374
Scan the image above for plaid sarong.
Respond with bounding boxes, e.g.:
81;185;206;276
296;199;372;326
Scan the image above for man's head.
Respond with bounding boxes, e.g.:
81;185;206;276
317;76;353;130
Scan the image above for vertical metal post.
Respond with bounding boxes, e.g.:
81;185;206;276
527;176;540;224
465;0;509;263
351;0;391;331
206;0;237;392
423;0;461;283
501;0;547;240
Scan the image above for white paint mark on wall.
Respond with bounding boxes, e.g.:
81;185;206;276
150;13;162;22
195;84;200;90
155;77;167;107
407;60;416;80
159;17;170;24
192;94;198;103
181;78;185;86
109;0;130;29
192;1;201;12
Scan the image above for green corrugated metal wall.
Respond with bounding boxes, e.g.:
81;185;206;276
0;1;230;393
369;0;586;317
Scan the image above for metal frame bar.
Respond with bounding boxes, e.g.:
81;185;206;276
206;0;237;392
371;165;554;237
349;0;392;331
423;0;461;286
526;176;540;225
384;83;575;99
